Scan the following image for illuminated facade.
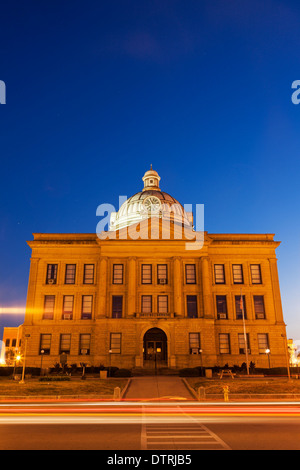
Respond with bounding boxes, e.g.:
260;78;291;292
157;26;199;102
14;168;289;370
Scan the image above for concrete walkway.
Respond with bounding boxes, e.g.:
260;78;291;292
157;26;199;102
124;376;196;400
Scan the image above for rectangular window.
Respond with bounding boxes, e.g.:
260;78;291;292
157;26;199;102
238;333;250;354
83;264;94;284
157;264;168;284
43;295;55;320
235;295;247;320
46;264;58;284
112;296;123;318
113;264;123;284
258;333;269;354
189;333;200;354
142;295;152;313
60;334;71;354
79;334;91;355
214;264;225;284
251;264;262;284
12;339;16;348
40;334;51;355
185;264;196;284
158;295;168;314
187;295;198;318
232;264;243;284
65;264;76;284
254;295;265;319
219;333;230;354
81;295;93;320
110;333;121;354
216;295;227;319
62;295;74;320
142;264;152;284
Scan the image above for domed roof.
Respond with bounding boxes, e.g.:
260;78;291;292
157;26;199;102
109;168;192;231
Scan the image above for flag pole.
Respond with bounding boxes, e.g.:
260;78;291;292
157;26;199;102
241;290;250;375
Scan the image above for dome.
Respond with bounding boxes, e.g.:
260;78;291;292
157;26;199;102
109;168;192;231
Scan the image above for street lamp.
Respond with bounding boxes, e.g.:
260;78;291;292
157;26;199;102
199;349;203;376
40;350;45;376
108;349;112;377
19;334;30;384
265;349;271;369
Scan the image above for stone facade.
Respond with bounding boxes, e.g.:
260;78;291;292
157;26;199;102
5;169;289;370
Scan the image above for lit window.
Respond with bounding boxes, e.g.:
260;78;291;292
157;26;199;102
113;264;123;284
110;333;121;354
254;296;265;319
219;333;230;354
62;295;74;320
185;264;196;284
79;334;91;355
81;295;93;319
142;264;152;284
142;295;152;313
214;264;225;284
251;265;262;284
43;295;55;320
232;264;243;284
83;264;94;284
40;334;51;355
65;264;76;284
158;295;168;314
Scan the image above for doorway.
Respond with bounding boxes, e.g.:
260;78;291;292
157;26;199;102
143;328;168;368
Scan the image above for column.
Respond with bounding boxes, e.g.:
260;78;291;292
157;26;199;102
269;258;284;323
97;257;107;318
201;256;214;318
127;257;136;317
173;257;182;316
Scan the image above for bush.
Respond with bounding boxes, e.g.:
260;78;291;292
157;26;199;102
114;369;132;377
179;368;200;377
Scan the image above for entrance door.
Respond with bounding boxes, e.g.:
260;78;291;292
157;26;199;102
143;328;167;368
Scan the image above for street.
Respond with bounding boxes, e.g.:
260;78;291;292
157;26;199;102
1;401;300;450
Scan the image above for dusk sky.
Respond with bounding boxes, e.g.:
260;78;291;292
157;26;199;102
0;1;300;343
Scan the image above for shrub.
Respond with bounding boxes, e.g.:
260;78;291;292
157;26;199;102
179;368;200;377
114;369;132;377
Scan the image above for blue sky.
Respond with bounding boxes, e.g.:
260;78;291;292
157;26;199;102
0;0;300;343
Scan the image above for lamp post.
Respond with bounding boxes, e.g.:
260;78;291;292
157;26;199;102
108;349;112;377
20;334;30;384
281;334;291;381
199;349;203;376
40;350;45;376
265;349;271;369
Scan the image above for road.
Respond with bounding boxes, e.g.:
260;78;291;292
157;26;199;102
1;401;300;450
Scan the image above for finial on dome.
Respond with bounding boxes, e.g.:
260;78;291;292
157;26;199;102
142;166;161;192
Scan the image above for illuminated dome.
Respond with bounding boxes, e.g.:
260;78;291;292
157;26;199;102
109;167;192;231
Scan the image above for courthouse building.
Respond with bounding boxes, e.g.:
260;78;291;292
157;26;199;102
2;167;289;370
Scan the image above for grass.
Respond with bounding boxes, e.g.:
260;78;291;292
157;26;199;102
0;376;129;398
186;377;300;395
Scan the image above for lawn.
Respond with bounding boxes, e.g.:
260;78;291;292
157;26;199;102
0;377;129;398
186;377;300;396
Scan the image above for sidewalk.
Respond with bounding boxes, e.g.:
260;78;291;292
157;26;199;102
123;376;196;401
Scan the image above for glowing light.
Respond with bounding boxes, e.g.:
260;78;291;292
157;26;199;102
0;307;26;315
